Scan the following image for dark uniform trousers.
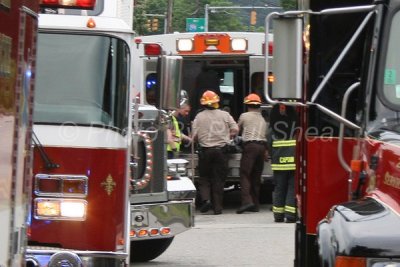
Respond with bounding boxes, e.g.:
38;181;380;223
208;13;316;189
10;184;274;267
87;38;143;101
271;139;296;221
273;170;296;220
198;147;229;213
239;142;266;209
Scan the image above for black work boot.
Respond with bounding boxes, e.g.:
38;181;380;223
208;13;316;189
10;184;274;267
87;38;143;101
199;200;212;213
274;214;284;223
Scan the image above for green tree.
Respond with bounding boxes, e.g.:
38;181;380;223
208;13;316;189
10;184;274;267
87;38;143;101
204;0;246;32
133;0;167;35
134;0;255;35
281;0;296;10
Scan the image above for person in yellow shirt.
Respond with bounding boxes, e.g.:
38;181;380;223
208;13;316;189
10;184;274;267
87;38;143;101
167;103;192;158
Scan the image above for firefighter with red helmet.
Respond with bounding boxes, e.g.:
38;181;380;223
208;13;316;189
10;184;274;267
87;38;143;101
192;90;239;215
236;93;268;214
269;103;298;223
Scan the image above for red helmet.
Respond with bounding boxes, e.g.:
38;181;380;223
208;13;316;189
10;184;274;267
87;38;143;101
243;93;262;105
200;90;220;106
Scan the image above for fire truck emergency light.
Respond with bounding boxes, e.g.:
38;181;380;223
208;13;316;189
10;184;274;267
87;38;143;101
231;38;247;51
35;198;87;220
40;0;96;9
177;39;193;52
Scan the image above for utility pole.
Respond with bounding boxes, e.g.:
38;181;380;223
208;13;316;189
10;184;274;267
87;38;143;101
166;0;173;33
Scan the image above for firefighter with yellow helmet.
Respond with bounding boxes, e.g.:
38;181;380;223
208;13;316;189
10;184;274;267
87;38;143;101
192;90;239;215
236;93;268;214
269;103;298;223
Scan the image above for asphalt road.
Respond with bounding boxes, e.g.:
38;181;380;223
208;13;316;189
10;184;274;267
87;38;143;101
132;190;295;267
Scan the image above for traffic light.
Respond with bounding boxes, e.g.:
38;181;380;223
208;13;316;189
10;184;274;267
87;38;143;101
145;19;151;31
250;10;257;25
151;18;159;32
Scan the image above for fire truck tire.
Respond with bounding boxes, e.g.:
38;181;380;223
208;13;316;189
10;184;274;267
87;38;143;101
130;237;174;262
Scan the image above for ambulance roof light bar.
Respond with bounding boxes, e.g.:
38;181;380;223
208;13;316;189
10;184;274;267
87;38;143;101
40;0;97;9
177;36;247;53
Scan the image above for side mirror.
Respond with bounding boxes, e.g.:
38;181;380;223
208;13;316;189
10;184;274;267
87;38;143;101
159;55;183;110
269;17;303;100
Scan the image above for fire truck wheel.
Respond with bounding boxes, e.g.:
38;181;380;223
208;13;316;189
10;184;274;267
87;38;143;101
130;237;174;262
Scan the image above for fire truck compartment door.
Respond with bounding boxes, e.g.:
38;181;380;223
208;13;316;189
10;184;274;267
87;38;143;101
167;177;196;200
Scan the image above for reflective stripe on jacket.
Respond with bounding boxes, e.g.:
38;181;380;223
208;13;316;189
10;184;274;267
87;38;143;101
271;139;296;171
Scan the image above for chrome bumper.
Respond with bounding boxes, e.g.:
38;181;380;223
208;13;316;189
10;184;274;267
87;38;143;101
130;199;195;240
26;248;127;267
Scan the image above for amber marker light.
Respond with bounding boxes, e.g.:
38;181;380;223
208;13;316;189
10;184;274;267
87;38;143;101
268;73;275;83
36;199;60;217
335;256;366;267
205;38;219;46
87;18;96;28
130;230;136;237
137;229;148;237
149;229;159;236
160;227;171;236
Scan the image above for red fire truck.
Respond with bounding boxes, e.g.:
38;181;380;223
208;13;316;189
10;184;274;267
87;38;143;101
26;0;195;266
0;0;38;266
132;32;274;201
268;0;400;266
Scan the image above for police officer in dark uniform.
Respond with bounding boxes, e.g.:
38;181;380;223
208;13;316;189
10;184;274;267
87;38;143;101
269;103;298;223
236;93;268;214
192;90;238;215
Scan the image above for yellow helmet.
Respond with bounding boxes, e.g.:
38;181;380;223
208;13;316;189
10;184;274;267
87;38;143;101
200;90;220;108
243;93;262;105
